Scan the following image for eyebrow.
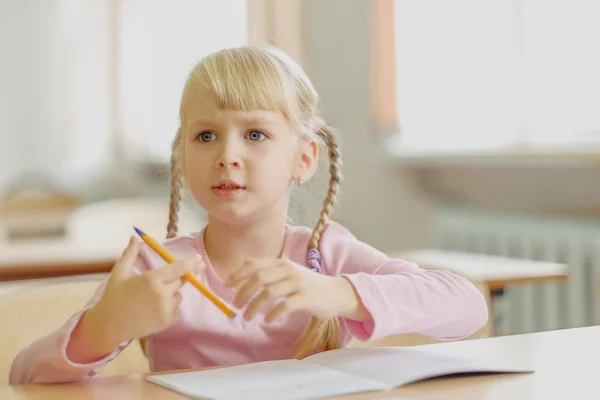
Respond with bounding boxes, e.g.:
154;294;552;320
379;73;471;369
187;116;275;131
188;118;216;126
186;119;218;132
242;116;272;125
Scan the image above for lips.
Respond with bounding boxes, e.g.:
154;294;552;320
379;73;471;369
212;180;246;199
212;180;246;190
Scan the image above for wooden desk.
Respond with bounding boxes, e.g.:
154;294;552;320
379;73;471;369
0;239;120;281
0;198;205;282
392;249;569;337
2;326;597;399
395;249;569;292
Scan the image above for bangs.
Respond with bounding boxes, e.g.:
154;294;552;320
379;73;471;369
183;47;300;127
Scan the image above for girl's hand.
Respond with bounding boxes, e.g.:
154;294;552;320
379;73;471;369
86;236;204;350
227;258;370;323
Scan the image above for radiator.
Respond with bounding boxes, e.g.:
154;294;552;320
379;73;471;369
434;207;600;336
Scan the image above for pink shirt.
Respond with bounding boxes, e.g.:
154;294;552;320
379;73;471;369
9;222;488;384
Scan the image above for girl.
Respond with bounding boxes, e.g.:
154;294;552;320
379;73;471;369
9;46;488;385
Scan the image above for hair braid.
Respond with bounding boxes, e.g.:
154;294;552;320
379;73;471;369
167;129;184;239
295;124;343;359
140;128;184;357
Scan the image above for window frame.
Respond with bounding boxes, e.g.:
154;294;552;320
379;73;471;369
373;0;600;166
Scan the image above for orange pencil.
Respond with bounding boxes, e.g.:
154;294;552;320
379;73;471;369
133;226;236;319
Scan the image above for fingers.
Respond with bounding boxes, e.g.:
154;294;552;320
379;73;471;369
227;259;280;289
110;236;141;282
172;305;183;323
233;266;290;308
174;291;183;305
152;255;204;282
148;254;204;298
160;291;183;327
264;294;303;323
172;291;184;311
163;276;186;295
163;283;185;320
242;279;298;320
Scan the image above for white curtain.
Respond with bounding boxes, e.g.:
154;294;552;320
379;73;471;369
0;0;247;191
0;0;113;189
116;0;247;163
521;0;600;147
394;0;600;152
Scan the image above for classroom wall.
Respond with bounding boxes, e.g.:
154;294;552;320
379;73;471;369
300;0;436;251
0;0;438;252
3;1;597;258
62;0;440;253
299;0;600;238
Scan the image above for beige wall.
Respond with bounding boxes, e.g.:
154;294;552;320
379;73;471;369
1;1;437;252
300;0;600;240
299;0;436;251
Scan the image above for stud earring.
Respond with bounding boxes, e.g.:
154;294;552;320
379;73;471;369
295;177;303;186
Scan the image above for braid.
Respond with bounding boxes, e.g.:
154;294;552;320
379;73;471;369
167;129;183;239
295;124;343;359
140;128;184;358
309;125;342;250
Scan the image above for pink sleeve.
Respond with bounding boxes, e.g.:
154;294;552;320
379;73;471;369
8;247;152;385
320;223;489;342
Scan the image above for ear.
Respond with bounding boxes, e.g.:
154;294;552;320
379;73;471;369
292;137;320;183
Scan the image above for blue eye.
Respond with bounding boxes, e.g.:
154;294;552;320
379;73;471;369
247;130;267;141
197;132;216;142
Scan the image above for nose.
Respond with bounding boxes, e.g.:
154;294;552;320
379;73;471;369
217;159;240;168
215;139;242;169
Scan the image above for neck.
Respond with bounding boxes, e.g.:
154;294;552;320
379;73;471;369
203;210;288;277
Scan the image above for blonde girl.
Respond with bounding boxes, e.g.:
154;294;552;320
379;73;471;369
10;46;487;384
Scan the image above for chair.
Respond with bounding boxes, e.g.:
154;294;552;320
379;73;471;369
0;274;148;385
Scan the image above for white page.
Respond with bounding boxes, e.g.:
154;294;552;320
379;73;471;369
147;359;388;400
306;346;533;388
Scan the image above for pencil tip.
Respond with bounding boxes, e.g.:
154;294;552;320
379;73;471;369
133;226;144;237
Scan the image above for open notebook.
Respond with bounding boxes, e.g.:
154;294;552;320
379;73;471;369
147;346;533;400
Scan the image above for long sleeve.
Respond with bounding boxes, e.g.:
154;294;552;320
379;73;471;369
9;248;152;385
320;223;489;342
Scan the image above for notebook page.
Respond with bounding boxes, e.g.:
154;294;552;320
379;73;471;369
146;359;387;400
305;346;532;388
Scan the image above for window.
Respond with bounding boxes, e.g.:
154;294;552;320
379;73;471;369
0;0;248;190
117;0;248;163
393;0;600;154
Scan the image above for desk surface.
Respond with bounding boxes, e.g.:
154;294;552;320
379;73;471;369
0;238;120;281
0;201;202;281
396;249;569;291
2;326;597;399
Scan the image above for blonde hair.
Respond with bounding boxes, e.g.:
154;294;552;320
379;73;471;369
155;46;343;359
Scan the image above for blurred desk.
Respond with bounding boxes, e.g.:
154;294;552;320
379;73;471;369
393;249;569;292
391;249;569;337
0;238;121;281
0;198;205;282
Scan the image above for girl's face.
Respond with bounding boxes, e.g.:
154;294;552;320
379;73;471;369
180;87;318;225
